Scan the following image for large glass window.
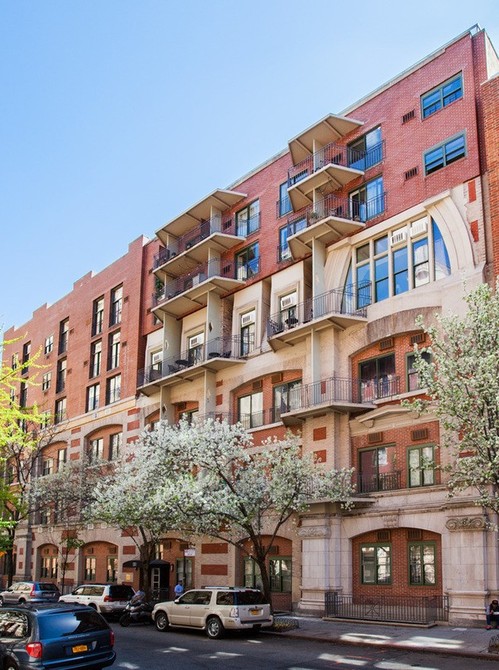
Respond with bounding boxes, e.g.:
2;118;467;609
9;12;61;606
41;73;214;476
240;310;256;356
270;558;292;592
90;341;102;378
361;544;391;584
108;331;120;370
84;556;96;581
236;200;260;236
424;133;466;175
88;438;103;463
56;358;67;394
348;126;383;170
236;242;260;280
409;543;436;585
59;319;69;354
273;380;302;420
433;219;451;278
86;384;100;412
106;375;121;405
109;432;122;460
350;176;384;221
421;73;462;119
374;236;389;302
110;285;123;326
238;391;263;429
278;182;292;218
393;246;409;295
41;556;58;579
358;445;398;493
187;333;204;366
92;297;104;336
279;217;306;261
408;445;435;487
44;335;54;355
407;351;431;391
359;354;396;401
54;398;66;424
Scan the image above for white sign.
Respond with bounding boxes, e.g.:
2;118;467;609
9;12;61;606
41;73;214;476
184;548;196;557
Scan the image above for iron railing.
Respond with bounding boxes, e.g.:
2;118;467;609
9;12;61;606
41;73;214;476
285;377;363;409
137;335;254;387
153;258;237;307
359;375;400;402
267;283;371;337
325;592;449;624
357;471;402;493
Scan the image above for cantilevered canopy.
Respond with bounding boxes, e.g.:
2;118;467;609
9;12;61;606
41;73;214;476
156;189;247;242
288;114;364;165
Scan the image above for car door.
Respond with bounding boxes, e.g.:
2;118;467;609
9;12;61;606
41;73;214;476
188;590;212;627
168;590;201;627
3;584;21;604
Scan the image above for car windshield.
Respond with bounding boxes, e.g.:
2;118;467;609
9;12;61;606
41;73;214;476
38;610;109;638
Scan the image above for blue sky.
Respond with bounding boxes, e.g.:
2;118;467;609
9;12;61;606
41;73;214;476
1;0;498;331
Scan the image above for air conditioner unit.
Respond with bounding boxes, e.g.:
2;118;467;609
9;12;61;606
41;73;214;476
189;334;204;347
280;293;297;309
241;311;255;327
151;351;163;366
390;228;407;246
410;219;428;237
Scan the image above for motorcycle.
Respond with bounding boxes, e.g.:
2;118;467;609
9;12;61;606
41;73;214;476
119;596;154;627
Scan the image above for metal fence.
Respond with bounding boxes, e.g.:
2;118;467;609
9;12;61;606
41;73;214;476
325;592;449;624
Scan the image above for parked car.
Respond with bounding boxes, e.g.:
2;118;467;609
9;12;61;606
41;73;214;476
153;587;273;639
0;582;60;606
0;603;115;669
59;584;135;616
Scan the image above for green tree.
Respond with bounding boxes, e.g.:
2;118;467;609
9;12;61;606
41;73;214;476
408;281;499;517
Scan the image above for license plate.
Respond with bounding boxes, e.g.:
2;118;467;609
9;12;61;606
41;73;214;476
72;644;88;653
250;608;261;615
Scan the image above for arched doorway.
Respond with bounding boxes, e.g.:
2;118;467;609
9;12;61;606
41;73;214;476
240;536;293;612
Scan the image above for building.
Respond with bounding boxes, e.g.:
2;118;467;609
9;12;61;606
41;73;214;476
3;25;499;624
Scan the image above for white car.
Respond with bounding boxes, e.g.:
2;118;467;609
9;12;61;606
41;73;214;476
152;587;273;638
59;583;135;616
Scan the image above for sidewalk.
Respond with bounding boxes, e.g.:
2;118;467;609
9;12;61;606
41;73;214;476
266;615;499;660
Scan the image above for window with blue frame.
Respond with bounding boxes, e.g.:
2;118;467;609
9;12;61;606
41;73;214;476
236;242;260;280
236;200;260;236
424;134;466;175
278;217;306;261
348;126;383;171
421;73;463;119
278;182;292;218
350;176;385;221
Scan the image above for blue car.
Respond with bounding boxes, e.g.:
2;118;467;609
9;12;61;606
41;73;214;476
0;603;115;669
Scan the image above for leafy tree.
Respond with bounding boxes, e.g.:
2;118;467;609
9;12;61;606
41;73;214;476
150;418;354;605
408;281;499;517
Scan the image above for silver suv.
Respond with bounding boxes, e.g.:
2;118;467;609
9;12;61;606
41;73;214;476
59;583;135;616
152;587;273;638
0;581;60;605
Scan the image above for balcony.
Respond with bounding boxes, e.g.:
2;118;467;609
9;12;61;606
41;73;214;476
152;258;244;318
153;215;243;274
137;335;254;393
278;377;372;424
356;470;402;493
267;282;371;350
285;195;367;259
359;375;400;402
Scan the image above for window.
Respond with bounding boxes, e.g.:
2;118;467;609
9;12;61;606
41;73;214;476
22;341;31;366
240;310;256;356
413;237;429;287
106;556;117;582
270;558;292;592
424;133;466;175
244;557;261;589
236;242;260;280
279;217;306;261
59;319;69;354
406;351;431;391
88;438;103;463
106;375;121;405
359;354;396;401
44;335;54;355
361;544;391;584
358;445;398;493
57;448;67;471
238;391;263;429
408;445;435;487
421;73;462;119
109;432;122;460
42;457;54;476
41;556;58;579
110;285;123;325
11;352;19;370
54;398;66;424
393;246;409;295
187;333;204;366
279;291;298;328
278;182;292;218
92;297;104;336
84;556;96;581
42;372;51;392
236;200;260;236
108;331;120;370
273;380;302;420
350;176;384;222
56;359;67;394
90;341;102;378
373;236;389;302
348;126;383;170
87;384;100;412
409;543;436;585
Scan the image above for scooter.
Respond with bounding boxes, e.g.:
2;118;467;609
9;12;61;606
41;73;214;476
119;596;154;626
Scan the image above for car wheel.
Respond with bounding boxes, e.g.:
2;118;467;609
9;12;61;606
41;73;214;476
206;616;224;639
119;613;131;627
88;603;97;610
18;598;26;604
155;611;170;632
4;660;19;670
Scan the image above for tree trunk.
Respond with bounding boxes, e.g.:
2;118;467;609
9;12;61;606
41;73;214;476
254;547;272;611
138;537;156;600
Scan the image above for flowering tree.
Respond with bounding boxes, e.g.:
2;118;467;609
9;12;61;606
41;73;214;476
409;281;499;517
151;418;354;605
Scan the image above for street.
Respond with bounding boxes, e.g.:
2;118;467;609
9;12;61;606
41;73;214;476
111;622;497;669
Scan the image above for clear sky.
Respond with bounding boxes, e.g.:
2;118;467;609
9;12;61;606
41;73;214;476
1;0;498;331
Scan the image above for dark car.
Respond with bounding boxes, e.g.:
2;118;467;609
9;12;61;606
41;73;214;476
0;582;60;606
0;603;116;669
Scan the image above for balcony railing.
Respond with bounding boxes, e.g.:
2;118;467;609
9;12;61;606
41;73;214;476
153;258;238;307
286;192;386;233
267;283;371;337
357;471;402;493
325;592;449;624
153;216;235;268
288;140;385;185
238;408;282;430
137;335;254;387
284;377;364;410
360;375;400;401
